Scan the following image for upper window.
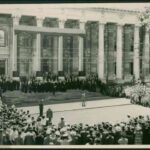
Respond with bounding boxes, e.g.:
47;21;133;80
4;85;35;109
0;30;5;47
18;33;33;48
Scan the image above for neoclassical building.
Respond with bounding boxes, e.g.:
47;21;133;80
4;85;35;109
0;7;148;82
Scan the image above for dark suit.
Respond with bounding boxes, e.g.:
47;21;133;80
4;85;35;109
24;134;35;145
39;101;44;117
46;109;53;123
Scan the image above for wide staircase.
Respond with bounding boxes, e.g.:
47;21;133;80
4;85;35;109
3;89;113;107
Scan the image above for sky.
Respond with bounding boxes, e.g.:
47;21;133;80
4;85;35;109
0;3;150;11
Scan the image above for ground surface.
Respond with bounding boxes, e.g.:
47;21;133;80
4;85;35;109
3;90;112;107
17;98;150;126
4;90;150;126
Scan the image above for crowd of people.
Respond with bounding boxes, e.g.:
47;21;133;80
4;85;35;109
124;79;150;108
0;73;150;145
0;73;125;98
1;97;150;145
0;73;99;93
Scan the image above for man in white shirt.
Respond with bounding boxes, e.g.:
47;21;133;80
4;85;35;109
26;115;32;125
58;117;65;129
41;116;47;127
9;127;18;144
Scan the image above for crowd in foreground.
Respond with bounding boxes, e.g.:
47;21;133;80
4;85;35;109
0;73;125;97
1;98;150;145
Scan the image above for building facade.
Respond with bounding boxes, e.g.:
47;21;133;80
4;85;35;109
0;7;148;82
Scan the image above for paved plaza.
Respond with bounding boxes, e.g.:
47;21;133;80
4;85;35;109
17;98;150;125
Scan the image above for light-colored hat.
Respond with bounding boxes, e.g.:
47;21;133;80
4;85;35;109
49;142;54;145
62;133;68;137
55;131;60;136
136;125;142;131
103;130;109;134
120;123;125;127
115;126;122;132
46;130;51;135
60;127;67;133
53;125;57;129
70;131;76;136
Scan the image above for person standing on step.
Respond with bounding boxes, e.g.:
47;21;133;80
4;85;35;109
52;82;56;96
81;90;86;107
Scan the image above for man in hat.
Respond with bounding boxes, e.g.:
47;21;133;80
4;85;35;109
59;133;72;145
105;133;115;144
46;108;53;124
52;83;57;96
14;131;24;145
134;124;143;144
54;130;61;145
35;131;44;145
20;128;26;143
24;128;35;145
43;130;51;145
118;133;128;145
39;99;44;117
10;126;18;144
58;117;65;129
70;130;78;145
49;129;56;143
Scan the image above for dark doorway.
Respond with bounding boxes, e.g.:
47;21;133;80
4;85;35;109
0;60;5;75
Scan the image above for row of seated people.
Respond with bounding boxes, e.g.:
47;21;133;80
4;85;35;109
1;99;150;145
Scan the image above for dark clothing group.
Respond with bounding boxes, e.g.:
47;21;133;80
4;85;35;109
20;74;99;93
0;79;20;92
0;74;125;98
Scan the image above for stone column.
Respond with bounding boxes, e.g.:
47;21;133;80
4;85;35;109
34;17;44;73
116;23;123;80
143;26;150;78
35;33;41;71
58;19;65;74
32;36;36;74
98;21;105;80
133;24;140;80
53;36;58;74
78;21;85;73
12;15;20;74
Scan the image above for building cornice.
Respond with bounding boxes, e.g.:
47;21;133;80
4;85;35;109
90;7;141;13
0;7;142;16
66;7;141;14
0;7;142;25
